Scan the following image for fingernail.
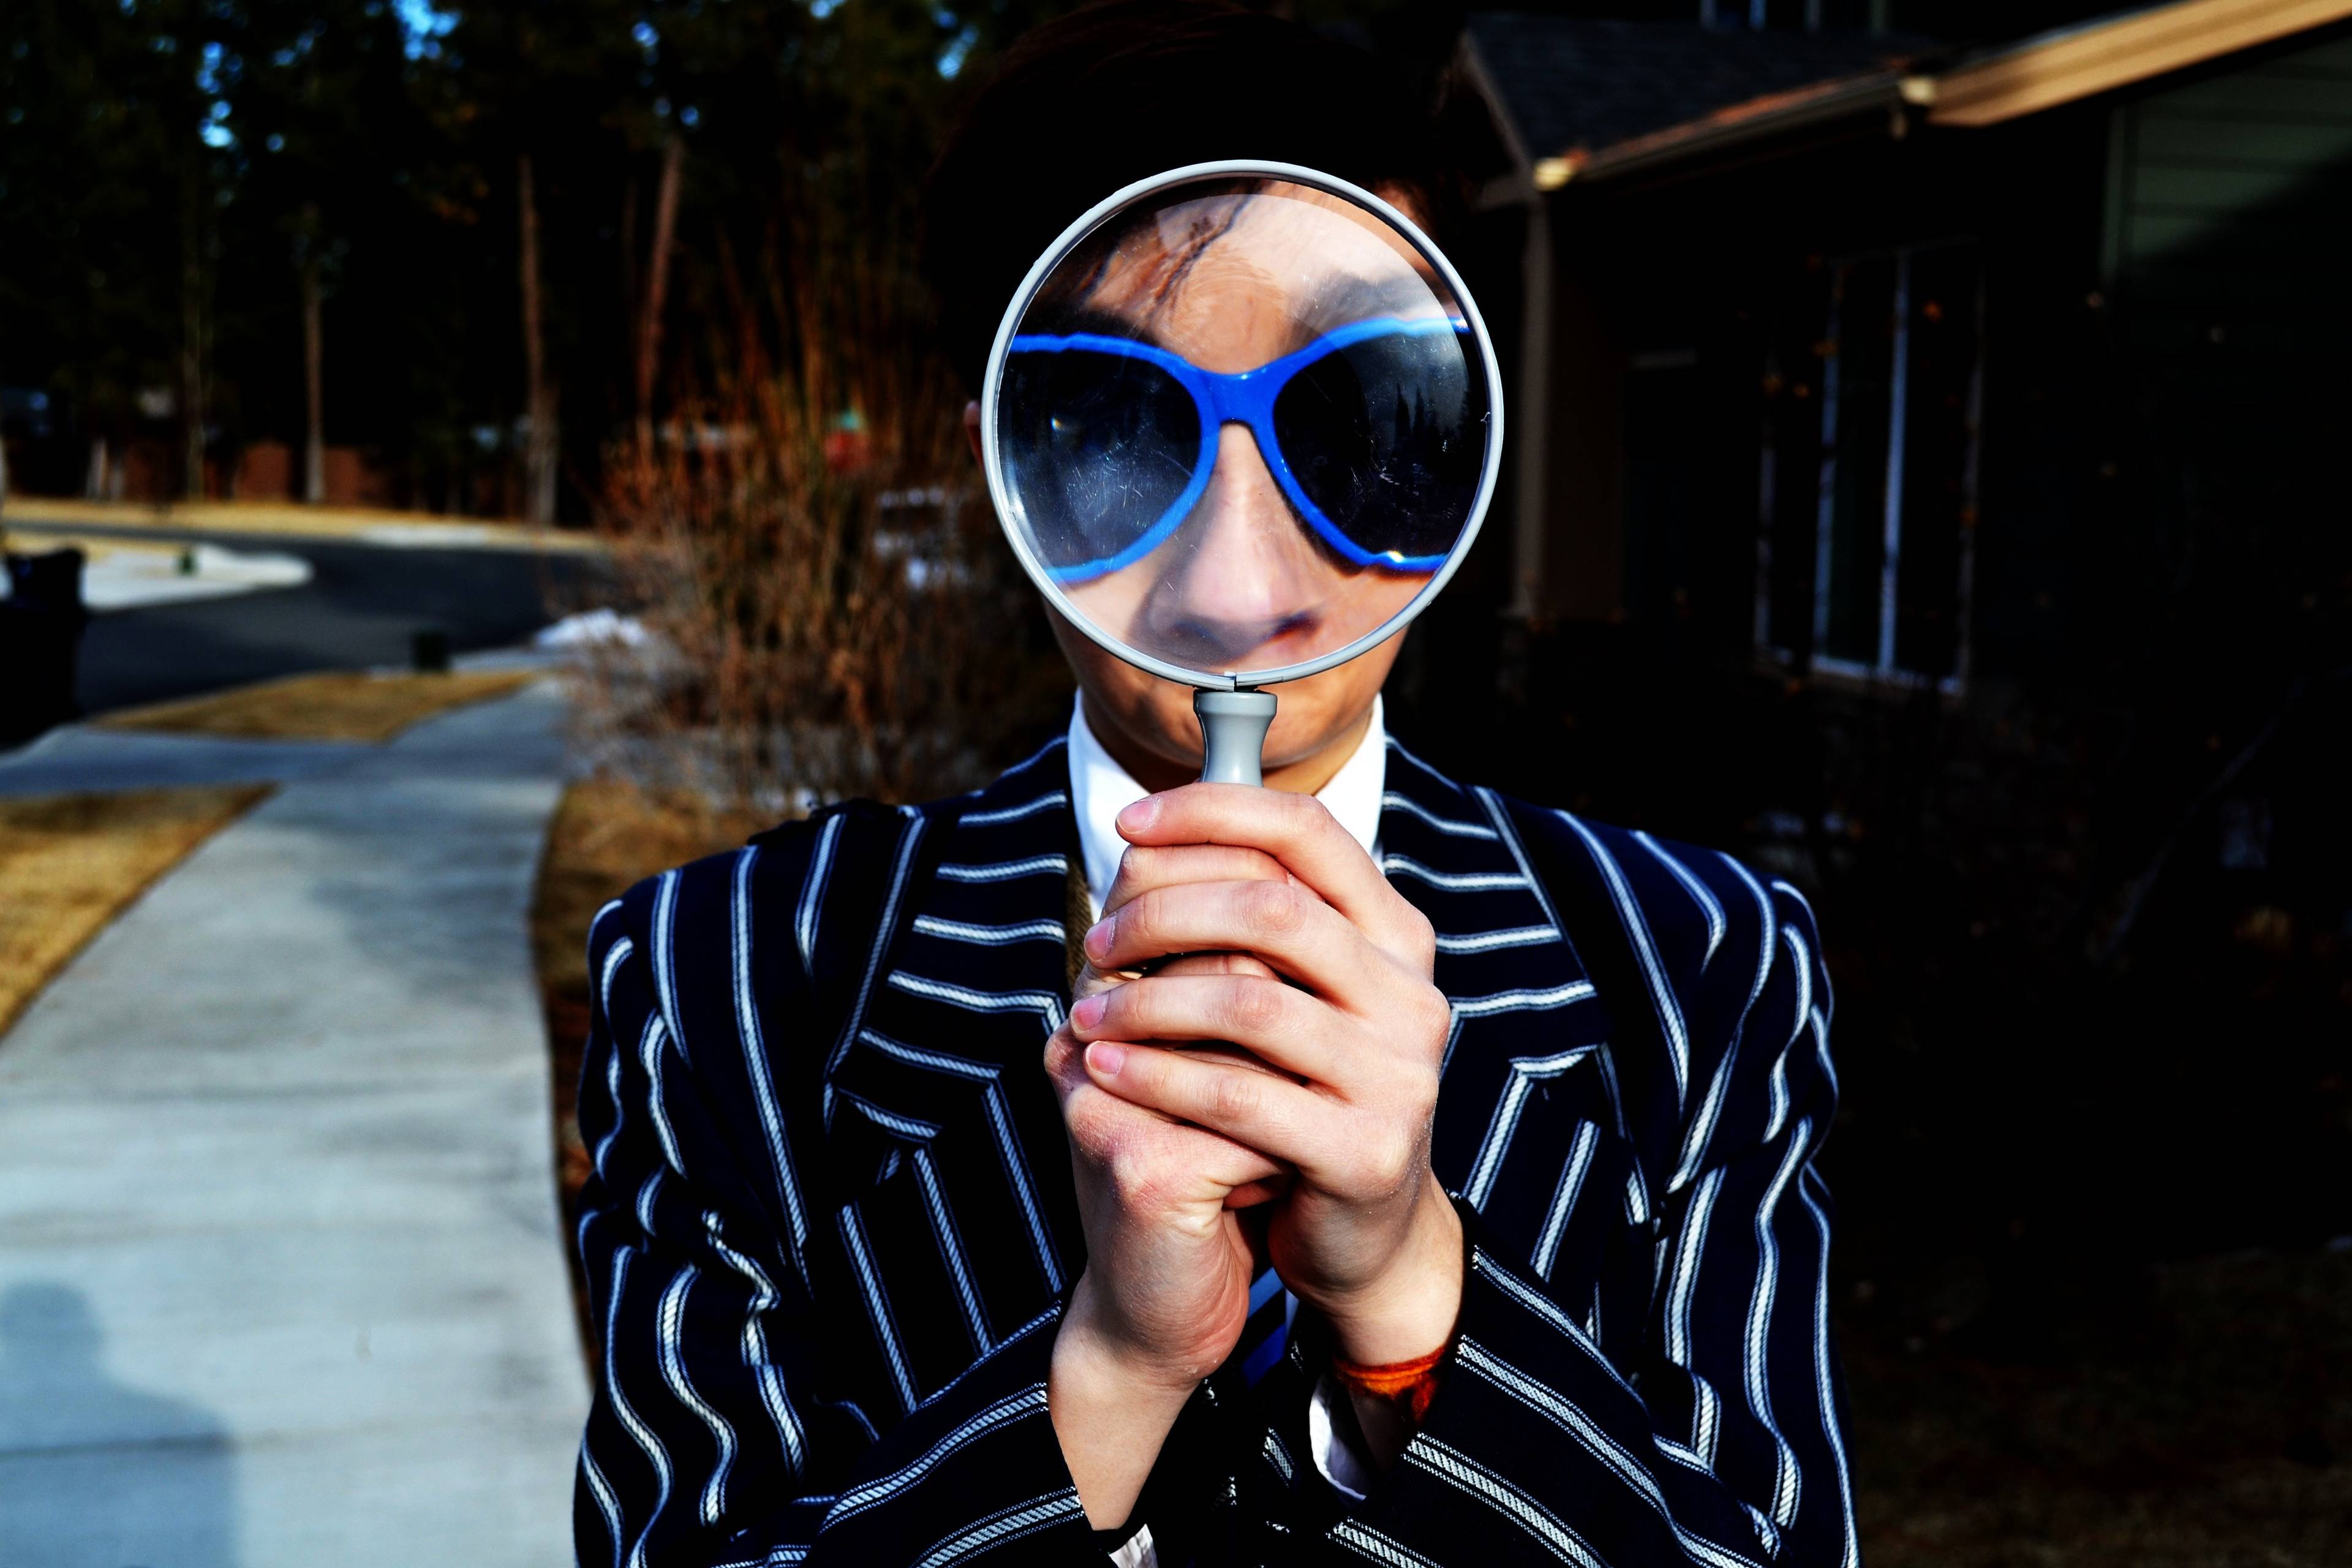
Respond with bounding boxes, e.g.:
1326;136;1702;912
1085;1041;1126;1076
1117;796;1159;833
1083;917;1113;963
1072;993;1106;1031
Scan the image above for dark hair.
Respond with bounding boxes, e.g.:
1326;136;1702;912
921;0;1468;391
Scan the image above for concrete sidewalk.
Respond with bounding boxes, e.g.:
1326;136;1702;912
0;682;589;1567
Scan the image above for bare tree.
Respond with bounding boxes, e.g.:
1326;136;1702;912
298;205;326;504
632;134;685;454
519;153;558;524
181;170;208;500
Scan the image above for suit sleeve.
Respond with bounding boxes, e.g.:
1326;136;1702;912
573;865;1104;1567
1329;869;1858;1568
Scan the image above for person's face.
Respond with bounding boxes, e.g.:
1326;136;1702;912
986;182;1471;778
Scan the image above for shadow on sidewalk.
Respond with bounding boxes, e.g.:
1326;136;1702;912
0;1281;238;1567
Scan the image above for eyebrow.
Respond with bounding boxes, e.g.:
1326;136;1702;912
1020;304;1169;352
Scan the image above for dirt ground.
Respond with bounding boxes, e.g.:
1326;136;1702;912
1849;1243;2351;1564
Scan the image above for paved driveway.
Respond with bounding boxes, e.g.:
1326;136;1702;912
4;518;607;718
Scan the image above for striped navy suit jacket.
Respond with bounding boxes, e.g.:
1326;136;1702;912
575;732;1856;1567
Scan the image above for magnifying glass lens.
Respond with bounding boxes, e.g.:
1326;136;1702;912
988;173;1500;684
1000;349;1203;576
1273;323;1490;564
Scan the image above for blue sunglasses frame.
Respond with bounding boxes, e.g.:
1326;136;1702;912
1005;315;1473;584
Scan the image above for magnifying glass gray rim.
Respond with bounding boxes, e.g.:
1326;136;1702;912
978;158;1506;693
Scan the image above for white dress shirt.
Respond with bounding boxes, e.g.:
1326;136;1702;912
1065;695;1385;1564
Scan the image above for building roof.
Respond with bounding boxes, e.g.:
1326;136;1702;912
1463;14;1932;170
1467;0;2352;187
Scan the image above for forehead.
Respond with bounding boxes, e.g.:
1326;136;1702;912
1032;183;1453;365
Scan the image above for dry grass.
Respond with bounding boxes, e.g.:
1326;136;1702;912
0;785;272;1037
96;669;537;744
532;777;768;1282
2;496;603;552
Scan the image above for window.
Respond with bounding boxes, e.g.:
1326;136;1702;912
1756;241;1983;691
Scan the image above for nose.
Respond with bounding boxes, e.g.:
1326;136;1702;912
1137;424;1328;669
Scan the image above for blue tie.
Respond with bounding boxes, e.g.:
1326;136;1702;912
1237;1267;1295;1385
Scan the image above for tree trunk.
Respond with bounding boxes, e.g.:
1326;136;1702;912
300;231;326;505
519;153;558;524
181;173;208;501
633;134;685;454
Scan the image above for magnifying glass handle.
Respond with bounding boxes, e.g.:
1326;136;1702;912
1195;688;1278;787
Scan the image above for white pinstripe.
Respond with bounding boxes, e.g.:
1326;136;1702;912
821;1385;1048;1528
1744;1118;1814;1528
652;869;688;1064
699;1212;806;1475
1383;854;1528;892
1670;859;1779;1193
732;848;809;1267
1454;1338;1766;1568
935;853;1066;882
1533;1120;1602;1280
958;791;1067;827
837;1203;918;1412
1801;1167;1863;1568
655;1265;739;1525
603;1248;674;1568
1635;831;1727;969
580;1437;624;1567
911;1488;1085;1567
1380;790;1498;839
911;914;1065;947
1332;1520;1448;1567
1463;1046;1597;1210
1407;1436;1607;1567
795;813;843;977
1436;924;1561;954
1558;812;1691;1110
886;971;1066;1031
913;1147;993;1354
823;809;925;1125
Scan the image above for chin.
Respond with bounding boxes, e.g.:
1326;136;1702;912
1055;611;1401;786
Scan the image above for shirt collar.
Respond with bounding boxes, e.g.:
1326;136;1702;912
1066;692;1387;919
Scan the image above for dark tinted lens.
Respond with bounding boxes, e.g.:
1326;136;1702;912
1000;348;1202;574
1272;328;1487;563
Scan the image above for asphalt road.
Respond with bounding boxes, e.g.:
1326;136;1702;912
6;521;608;718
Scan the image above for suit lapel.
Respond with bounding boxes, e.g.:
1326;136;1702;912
1381;737;1635;1270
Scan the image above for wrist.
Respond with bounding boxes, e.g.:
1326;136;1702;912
1063;1269;1213;1401
1050;1275;1197;1529
1318;1172;1464;1366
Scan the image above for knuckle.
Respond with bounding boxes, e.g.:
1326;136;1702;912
1362;1125;1416;1191
1242;880;1307;937
1405;907;1439;967
1067;1104;1117;1164
1412;985;1453;1044
1208;1068;1264;1125
1224;978;1284;1036
1108;1148;1170;1212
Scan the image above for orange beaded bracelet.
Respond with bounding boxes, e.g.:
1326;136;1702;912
1330;1344;1448;1425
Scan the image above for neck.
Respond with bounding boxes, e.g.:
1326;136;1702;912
1083;693;1374;797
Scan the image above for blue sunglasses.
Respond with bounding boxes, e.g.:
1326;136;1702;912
1000;315;1487;584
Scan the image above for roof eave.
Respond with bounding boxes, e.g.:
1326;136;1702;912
1545;67;1916;189
1928;0;2352;127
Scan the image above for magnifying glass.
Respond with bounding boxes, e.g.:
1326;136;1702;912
979;160;1506;786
